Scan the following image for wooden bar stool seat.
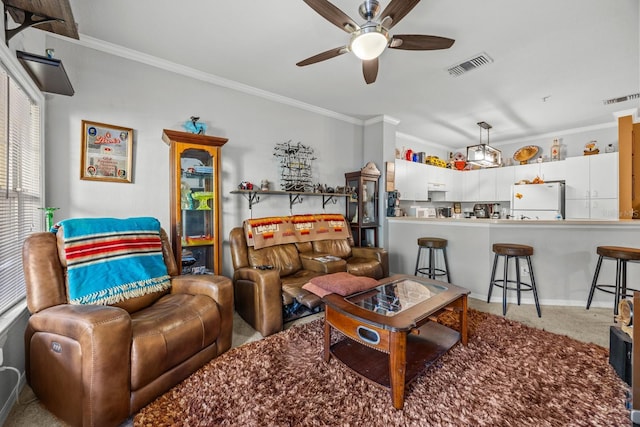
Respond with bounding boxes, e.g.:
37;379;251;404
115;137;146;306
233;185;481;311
414;237;450;283
487;243;541;317
586;246;640;315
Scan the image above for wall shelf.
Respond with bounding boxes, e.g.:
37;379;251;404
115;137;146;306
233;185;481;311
231;189;350;212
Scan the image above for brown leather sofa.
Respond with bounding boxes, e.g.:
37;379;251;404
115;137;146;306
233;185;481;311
22;228;233;427
229;226;388;337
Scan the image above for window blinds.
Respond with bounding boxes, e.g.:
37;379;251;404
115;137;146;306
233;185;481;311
0;68;42;316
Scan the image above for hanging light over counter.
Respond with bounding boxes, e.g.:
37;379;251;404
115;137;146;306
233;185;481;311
466;121;501;168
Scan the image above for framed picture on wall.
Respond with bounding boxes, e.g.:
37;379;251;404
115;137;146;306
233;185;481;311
80;120;133;183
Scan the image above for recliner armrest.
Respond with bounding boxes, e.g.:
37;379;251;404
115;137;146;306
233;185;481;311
232;267;283;337
171;274;234;353
351;247;389;277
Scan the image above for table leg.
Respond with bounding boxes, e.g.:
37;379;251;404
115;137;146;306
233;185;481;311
460;294;468;345
389;331;408;409
324;309;331;362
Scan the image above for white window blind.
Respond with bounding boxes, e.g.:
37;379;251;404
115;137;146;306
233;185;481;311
0;66;42;316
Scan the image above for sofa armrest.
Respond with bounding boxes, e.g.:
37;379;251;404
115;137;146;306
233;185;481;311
233;267;283;337
26;304;131;426
351;247;389;277
300;253;347;274
171;275;234;353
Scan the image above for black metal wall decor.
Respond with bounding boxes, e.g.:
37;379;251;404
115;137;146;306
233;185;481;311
273;140;316;192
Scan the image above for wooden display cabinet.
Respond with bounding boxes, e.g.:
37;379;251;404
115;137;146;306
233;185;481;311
345;162;381;247
162;129;228;275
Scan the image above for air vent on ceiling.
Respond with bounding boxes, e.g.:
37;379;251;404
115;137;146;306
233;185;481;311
602;93;640;105
447;52;493;77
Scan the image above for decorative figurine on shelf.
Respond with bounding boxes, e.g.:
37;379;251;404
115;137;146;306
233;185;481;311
238;181;253;190
551;138;561;161
39;207;59;231
182;116;207;135
453;152;467;171
584;140;599;156
260;179;270;191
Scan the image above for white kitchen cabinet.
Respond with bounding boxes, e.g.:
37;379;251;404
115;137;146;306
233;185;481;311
461;170;480;201
540;161;566;182
394;159;429;201
564;156;590;200
476;168;497;201
565;199;590;219
590;153;618;199
445;168;462;201
564;153;618;219
495;167;515;201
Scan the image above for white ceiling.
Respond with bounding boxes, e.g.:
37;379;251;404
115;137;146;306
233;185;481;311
67;0;639;148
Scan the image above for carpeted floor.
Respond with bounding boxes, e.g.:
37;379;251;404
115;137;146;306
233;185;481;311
134;309;629;426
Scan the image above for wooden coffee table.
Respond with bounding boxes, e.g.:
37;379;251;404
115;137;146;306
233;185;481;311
323;274;469;409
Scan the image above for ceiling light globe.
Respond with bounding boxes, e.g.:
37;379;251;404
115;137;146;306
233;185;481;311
350;28;388;60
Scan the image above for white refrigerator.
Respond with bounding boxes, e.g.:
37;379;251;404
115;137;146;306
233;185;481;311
511;182;565;220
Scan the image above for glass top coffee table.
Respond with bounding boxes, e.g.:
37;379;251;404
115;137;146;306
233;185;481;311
322;274;470;409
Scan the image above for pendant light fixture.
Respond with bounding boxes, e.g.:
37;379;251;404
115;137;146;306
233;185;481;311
466;121;502;168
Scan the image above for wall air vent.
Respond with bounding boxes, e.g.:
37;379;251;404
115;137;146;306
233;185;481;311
602;93;640;105
447;52;493;77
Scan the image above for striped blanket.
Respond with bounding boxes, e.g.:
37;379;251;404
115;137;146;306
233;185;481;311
57;217;171;305
244;214;350;249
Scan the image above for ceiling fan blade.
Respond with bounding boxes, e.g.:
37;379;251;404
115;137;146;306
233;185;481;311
296;46;348;67
362;58;379;84
389;34;455;50
378;0;420;29
303;0;359;33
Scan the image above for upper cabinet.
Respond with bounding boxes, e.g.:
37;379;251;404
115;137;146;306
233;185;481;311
565;153;618;219
162;130;228;275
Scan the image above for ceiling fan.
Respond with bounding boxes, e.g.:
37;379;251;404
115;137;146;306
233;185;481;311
296;0;455;84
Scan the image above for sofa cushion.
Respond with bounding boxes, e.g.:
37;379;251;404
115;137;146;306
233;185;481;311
312;239;352;258
129;293;220;390
248;244;302;277
302;272;378;297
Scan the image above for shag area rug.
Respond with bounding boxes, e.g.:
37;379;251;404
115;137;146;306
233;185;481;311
134;310;629;426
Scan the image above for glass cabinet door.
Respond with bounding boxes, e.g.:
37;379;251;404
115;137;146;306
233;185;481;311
362;179;378;225
163;129;227;276
345;164;381;247
179;147;215;274
346;176;359;224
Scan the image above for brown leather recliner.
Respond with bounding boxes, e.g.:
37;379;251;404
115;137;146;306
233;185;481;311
22;228;233;427
229;226;388;337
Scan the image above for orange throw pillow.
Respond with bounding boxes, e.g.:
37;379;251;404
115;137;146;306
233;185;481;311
302;272;378;297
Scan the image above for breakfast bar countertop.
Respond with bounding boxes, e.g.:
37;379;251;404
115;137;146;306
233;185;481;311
387;217;640;308
387;217;640;227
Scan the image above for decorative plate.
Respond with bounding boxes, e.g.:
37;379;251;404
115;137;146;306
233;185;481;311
513;145;539;164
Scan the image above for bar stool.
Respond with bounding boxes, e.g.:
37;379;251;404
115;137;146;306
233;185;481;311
414;237;450;283
586;246;640;316
487;243;541;317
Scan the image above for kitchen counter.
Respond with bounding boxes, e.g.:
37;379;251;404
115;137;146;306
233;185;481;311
386;217;640;310
388;217;640;226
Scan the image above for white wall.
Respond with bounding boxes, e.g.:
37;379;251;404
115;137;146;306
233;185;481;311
43;37;364;277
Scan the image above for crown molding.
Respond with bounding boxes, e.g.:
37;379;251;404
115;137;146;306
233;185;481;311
363;115;400;126
47;33;364;126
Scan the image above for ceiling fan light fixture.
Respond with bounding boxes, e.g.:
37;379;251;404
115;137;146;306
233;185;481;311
350;26;389;60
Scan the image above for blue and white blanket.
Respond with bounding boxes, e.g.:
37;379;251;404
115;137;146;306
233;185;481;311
56;217;171;305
